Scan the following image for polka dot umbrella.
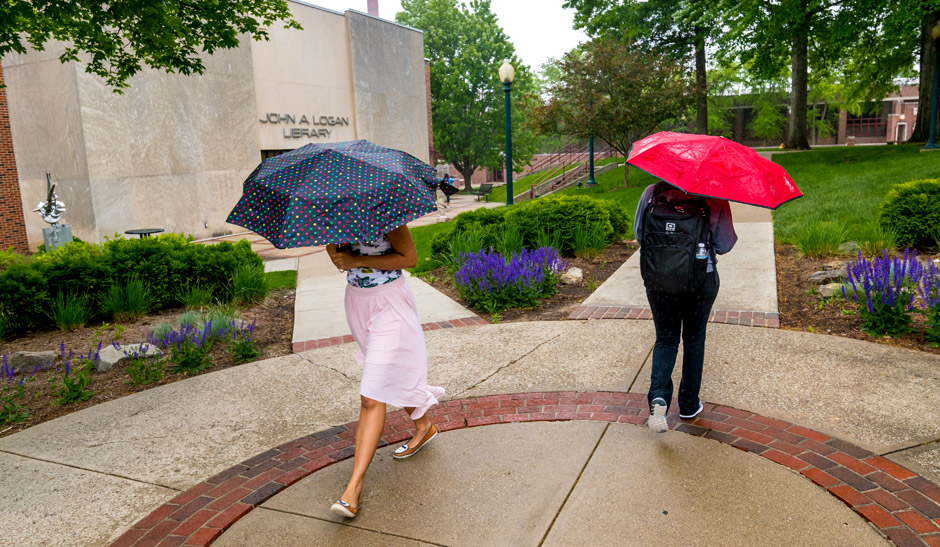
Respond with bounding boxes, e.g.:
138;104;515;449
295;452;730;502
226;140;439;248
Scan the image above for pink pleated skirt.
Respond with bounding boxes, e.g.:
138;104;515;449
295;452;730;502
344;276;445;419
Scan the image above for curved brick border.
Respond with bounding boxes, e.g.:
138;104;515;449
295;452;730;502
567;306;780;328
292;316;488;353
112;392;940;547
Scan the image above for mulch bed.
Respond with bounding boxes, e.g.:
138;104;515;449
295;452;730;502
0;289;295;438
3;241;938;437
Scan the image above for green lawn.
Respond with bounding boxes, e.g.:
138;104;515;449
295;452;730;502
771;144;940;244
409;221;454;274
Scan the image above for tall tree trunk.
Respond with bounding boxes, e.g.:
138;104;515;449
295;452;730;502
787;9;811;150
911;11;940;142
454;161;475;191
694;27;708;135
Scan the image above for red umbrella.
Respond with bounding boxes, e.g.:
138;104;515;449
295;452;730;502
626;131;802;209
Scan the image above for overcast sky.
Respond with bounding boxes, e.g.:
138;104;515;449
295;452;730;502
302;0;588;70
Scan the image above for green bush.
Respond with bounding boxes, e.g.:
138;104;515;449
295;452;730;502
0;234;262;335
51;292;93;331
505;195;613;257
430;195;620;260
596;200;631;241
176;282;214;310
102;277;154;323
232;263;267;306
794;220;847;257
879;178;940;250
0;247;29;274
855;221;898;257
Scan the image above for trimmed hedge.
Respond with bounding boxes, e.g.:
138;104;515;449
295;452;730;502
0;235;261;333
430;195;631;259
879;178;940;250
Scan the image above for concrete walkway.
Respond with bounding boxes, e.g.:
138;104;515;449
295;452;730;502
2;194;940;546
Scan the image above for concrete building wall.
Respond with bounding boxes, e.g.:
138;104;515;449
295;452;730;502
2;42;96;246
1;2;429;250
251;5;356;150
347;10;429;163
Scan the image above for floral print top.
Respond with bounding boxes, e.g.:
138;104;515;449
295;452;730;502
345;234;403;288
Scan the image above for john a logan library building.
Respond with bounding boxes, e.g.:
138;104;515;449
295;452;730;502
0;0;432;252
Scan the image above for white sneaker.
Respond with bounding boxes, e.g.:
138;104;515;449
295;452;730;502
679;401;704;420
648;398;668;433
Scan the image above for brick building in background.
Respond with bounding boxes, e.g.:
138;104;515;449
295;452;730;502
0;64;28;253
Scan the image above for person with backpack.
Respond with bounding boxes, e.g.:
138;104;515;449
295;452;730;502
634;180;737;433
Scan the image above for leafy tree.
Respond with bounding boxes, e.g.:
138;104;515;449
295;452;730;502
397;0;537;192
705;0;903;150
1;0;300;92
564;0;715;135
530;39;693;187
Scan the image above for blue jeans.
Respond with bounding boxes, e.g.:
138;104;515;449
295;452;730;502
646;271;719;415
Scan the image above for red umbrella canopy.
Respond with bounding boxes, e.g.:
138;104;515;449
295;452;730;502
627;131;802;209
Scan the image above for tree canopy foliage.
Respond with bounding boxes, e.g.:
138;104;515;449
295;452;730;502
0;0;300;91
397;0;536;191
530;38;693;187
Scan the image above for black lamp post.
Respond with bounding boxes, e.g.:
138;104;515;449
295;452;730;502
499;59;515;205
586;134;596;186
926;23;940;150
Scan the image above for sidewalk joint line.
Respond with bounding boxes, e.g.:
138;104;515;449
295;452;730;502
539;422;609;546
265;507;449;546
626;343;654;393
0;448;181;491
879;436;940;457
451;332;565;398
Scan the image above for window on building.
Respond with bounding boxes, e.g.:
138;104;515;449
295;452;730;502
845;102;888;137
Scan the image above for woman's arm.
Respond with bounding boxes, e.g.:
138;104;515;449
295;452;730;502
326;225;417;270
709;199;738;255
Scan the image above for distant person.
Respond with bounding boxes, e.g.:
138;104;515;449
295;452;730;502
326;225;445;518
635;180;737;433
439;175;458;208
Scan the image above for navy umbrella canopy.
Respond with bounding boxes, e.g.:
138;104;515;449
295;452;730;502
227;140;438;248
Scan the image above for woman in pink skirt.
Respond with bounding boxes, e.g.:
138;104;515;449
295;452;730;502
325;224;445;518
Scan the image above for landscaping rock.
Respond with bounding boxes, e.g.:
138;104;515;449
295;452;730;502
808;270;846;284
561;267;583;285
95;343;161;373
839;241;860;254
817;283;845;298
9;351;58;373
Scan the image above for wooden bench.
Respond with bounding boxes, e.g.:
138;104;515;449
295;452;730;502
470;183;494;201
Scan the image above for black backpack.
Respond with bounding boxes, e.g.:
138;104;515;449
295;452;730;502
640;187;712;293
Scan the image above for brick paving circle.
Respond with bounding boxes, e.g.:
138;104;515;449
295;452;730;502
112;391;940;547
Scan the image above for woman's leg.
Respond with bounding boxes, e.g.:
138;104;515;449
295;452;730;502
646;289;683;411
403;407;431;445
341;395;386;506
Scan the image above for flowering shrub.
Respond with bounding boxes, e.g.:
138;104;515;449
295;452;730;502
919;260;940;346
0;356;31;424
124;345;164;385
454;247;567;316
150;322;215;374
843;250;923;337
50;343;99;406
228;320;261;364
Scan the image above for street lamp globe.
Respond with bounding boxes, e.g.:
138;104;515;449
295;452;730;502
499;59;515;84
